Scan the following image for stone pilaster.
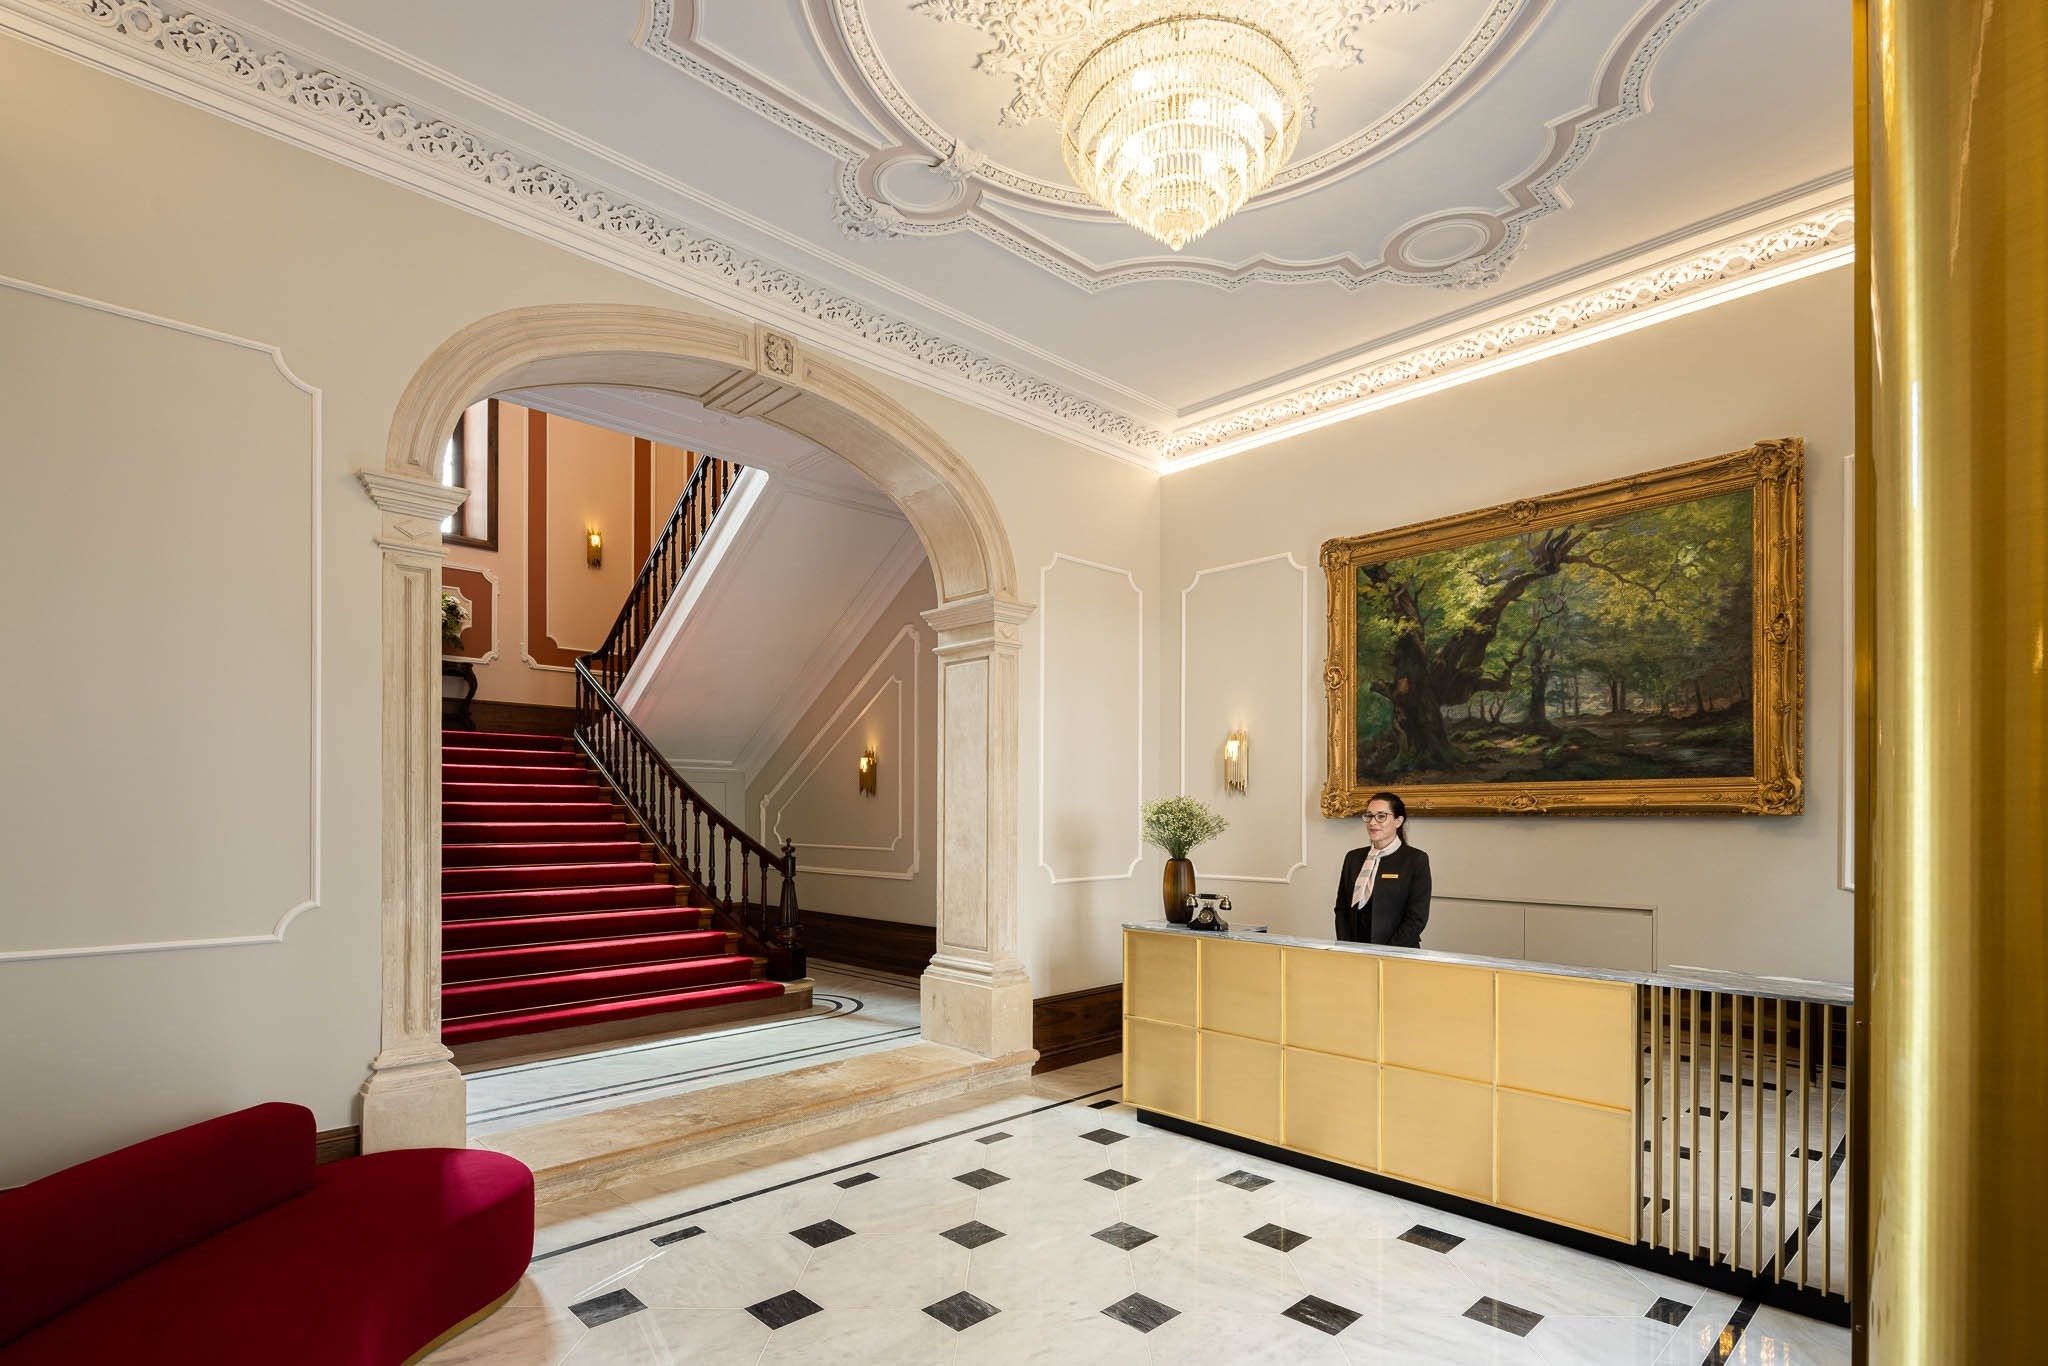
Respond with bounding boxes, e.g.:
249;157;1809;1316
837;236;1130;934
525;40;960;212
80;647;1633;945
919;592;1037;1062
355;470;471;1151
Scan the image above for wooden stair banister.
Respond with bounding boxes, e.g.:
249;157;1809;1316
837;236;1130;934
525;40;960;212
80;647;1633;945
570;454;804;980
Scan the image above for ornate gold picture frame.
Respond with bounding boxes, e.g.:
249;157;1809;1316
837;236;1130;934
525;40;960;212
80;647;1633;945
1321;439;1804;817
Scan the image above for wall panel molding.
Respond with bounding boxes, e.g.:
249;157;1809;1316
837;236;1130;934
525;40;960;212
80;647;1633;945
1037;554;1144;885
0;273;322;962
1179;553;1309;884
758;624;922;880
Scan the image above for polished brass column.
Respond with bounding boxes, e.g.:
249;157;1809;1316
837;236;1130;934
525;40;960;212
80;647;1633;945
1864;1;2048;1359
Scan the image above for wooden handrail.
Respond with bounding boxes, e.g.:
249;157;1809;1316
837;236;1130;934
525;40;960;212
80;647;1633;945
585;454;736;696
571;454;804;979
575;661;803;979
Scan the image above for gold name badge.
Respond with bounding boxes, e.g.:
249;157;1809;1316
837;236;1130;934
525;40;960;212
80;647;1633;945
1381;872;1399;879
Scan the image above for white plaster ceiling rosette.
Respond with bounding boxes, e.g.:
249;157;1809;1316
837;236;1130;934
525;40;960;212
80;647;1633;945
641;0;1617;291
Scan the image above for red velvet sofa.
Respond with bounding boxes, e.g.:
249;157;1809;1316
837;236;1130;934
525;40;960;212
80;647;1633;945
0;1103;533;1365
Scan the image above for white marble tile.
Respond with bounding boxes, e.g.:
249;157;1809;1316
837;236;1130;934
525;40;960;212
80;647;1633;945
1336;1310;1552;1365
1526;1313;1682;1365
619;1229;811;1311
951;1307;1154;1365
965;1222;1139;1315
1720;1305;1852;1365
558;1308;767;1365
1142;1306;1355;1363
753;1295;959;1364
798;1231;970;1310
1446;1233;1665;1318
1287;1231;1487;1319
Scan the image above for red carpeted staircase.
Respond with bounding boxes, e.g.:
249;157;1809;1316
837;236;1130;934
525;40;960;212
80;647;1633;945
440;730;786;1048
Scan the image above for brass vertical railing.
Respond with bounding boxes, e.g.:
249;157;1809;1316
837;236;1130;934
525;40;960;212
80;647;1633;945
571;454;804;979
1639;981;1850;1309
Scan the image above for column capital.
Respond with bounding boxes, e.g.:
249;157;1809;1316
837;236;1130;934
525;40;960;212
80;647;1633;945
355;469;469;557
922;593;1035;657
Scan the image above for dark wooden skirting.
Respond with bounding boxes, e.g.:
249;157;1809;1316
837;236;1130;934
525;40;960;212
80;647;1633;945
802;910;934;980
463;699;578;738
314;1125;361;1165
1032;984;1122;1074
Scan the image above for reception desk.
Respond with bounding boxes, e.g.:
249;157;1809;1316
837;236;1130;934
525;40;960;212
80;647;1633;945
1122;924;1853;1315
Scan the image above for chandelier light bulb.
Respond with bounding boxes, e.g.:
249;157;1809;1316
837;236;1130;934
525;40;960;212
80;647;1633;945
1060;14;1306;251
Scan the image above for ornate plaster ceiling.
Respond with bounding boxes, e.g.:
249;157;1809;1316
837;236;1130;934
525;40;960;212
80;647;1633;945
3;0;1852;467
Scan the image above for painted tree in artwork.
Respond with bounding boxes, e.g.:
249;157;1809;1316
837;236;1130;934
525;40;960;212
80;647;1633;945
1355;489;1752;776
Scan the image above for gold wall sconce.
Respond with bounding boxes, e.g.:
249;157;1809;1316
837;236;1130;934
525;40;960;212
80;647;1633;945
585;527;603;567
858;745;878;796
1224;730;1249;794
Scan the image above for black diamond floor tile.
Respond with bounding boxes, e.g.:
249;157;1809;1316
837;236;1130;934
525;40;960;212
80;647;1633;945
1641;1141;1694;1159
1089;1098;1119;1109
745;1290;824;1330
1217;1170;1273;1192
941;1220;1006;1249
1738;1187;1779;1207
570;1288;646;1329
790;1218;855;1248
1244;1222;1310;1252
1092;1221;1157;1250
1464;1296;1544;1338
1283;1294;1362;1336
1080;1128;1128;1145
650;1225;704;1247
835;1171;879;1188
1101;1292;1180;1333
1397;1225;1464;1254
1647;1297;1692;1325
1085;1169;1140;1190
924;1290;1001;1331
954;1168;1010;1190
976;1131;1012;1145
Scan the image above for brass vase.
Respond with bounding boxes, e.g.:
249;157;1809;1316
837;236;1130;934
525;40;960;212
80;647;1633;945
1163;858;1195;923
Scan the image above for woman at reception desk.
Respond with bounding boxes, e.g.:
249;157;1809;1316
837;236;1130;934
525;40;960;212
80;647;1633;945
1120;920;1853;1322
1332;791;1431;947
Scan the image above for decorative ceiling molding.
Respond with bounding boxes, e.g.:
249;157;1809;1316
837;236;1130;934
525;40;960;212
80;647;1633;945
7;0;1855;473
5;0;1165;460
1164;202;1857;463
646;0;1609;291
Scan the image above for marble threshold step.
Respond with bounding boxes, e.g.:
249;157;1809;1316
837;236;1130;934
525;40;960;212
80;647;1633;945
469;1040;1037;1202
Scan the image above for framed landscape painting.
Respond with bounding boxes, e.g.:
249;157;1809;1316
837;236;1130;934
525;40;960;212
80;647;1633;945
1320;439;1804;817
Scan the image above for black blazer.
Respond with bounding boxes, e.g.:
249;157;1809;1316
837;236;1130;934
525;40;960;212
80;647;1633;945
1332;843;1431;947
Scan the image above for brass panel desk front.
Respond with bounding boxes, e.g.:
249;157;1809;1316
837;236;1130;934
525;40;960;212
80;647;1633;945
1122;925;1639;1241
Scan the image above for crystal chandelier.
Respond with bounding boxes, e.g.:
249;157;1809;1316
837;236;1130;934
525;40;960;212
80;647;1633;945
917;1;1425;252
1061;16;1304;250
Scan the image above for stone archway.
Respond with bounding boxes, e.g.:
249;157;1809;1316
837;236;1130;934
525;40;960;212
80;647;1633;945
354;306;1034;1151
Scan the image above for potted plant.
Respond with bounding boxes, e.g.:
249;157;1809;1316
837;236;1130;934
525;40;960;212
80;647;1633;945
1141;796;1228;923
440;589;470;652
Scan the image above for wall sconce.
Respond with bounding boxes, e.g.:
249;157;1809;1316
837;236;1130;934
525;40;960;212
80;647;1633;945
585;527;603;567
858;746;878;796
1224;729;1249;794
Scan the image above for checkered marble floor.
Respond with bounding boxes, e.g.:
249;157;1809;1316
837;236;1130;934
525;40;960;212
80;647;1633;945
425;1056;1850;1365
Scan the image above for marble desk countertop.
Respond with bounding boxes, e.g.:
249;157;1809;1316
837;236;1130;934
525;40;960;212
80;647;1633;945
1123;921;1852;1006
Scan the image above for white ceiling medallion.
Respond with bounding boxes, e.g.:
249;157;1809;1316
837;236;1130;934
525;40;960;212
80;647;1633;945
916;0;1426;250
645;0;1552;291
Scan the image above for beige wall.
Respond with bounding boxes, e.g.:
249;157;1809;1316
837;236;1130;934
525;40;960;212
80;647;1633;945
1159;267;1856;982
745;570;940;928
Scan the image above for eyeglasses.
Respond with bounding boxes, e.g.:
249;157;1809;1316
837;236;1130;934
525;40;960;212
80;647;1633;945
1363;811;1396;823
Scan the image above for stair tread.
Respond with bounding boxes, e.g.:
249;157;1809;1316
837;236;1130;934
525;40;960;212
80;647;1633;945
445;930;732;966
442;886;693;916
444;952;757;990
441;980;785;1044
